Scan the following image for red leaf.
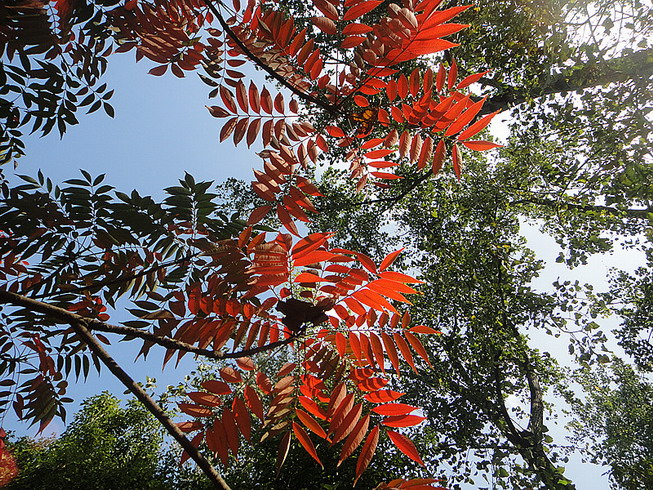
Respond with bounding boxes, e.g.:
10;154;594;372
220;367;243;383
382;414;426;428
296;408;328;439
457;111;500;140
327;126;346;137
313;16;337;35
354;95;370;107
244;385;264;421
222;408;240;456
338;414;370;465
332;403;363;444
344;1;382;21
206;105;230;118
232;396;252;441
364;390;405;403
379;248;404;272
202;380;232;395
343;23;373;35
188;392;222;407
148;65;167;76
354;425;380;485
357;377;389;392
452;143;462;180
371;403;418;416
387;430;425;465
355;251;378;274
462;140;503;151
293;422;323;467
247;205;272;225
178;403;212;417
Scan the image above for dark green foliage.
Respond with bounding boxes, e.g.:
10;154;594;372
6;392;169;489
566;359;653;489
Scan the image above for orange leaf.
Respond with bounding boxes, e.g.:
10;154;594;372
381;332;401;375
294;272;325;283
299;395;328;420
244;385;265;421
354;425;380;485
462;140;503;151
457;110;500;140
338;414;370;465
404;331;432;367
382;414;426;428
387;430;425;465
344;0;382;21
444;97;487;137
379;270;424;284
296;408;328;439
393;332;416;373
293;422;323;467
371;403;418;416
457;69;491;89
409;325;441;334
364;390;405;403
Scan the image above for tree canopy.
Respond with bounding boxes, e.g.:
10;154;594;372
1;0;652;488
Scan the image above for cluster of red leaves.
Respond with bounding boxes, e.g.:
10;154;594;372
162;229;446;482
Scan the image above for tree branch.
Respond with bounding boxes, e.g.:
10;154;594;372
481;49;653;114
0;290;294;361
64;318;231;490
202;0;335;114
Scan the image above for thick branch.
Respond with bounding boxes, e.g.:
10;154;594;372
0;290;294;361
482;49;653;114
65;318;231;490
